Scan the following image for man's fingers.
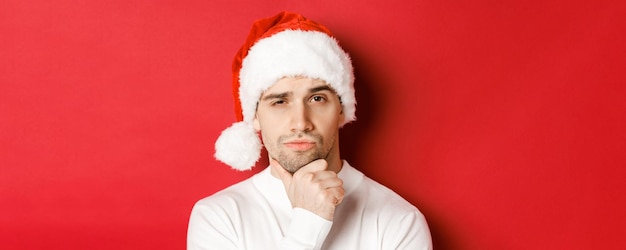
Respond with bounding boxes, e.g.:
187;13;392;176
270;158;345;221
316;175;343;189
326;187;345;206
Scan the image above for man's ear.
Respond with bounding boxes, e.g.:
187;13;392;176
338;107;345;126
253;115;261;132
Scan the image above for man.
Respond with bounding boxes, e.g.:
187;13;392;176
188;11;432;249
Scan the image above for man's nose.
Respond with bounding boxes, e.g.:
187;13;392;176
290;102;313;132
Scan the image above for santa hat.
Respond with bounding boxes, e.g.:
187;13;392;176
215;11;356;171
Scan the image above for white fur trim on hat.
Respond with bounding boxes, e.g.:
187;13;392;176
214;121;262;171
238;30;356;126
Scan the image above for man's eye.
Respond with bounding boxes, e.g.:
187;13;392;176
271;100;286;105
311;95;326;102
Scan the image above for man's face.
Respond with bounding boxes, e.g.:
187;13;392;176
254;77;344;173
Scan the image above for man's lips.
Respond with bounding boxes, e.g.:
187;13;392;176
283;140;316;151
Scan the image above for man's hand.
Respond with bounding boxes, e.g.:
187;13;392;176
270;158;345;221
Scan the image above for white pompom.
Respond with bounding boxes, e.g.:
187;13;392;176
214;122;262;171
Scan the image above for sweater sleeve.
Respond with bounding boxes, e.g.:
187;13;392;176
188;202;333;250
381;210;433;250
278;208;333;250
187;202;239;250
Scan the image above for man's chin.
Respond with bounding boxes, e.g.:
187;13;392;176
278;157;319;174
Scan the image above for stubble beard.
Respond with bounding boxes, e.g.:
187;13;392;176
268;132;332;174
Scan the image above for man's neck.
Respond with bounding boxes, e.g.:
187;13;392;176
326;157;343;173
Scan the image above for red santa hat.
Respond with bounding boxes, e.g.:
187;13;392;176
215;11;356;171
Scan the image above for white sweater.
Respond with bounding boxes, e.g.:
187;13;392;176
187;161;432;250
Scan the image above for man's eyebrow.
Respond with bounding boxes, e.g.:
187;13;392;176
261;92;291;101
309;85;334;93
261;85;335;101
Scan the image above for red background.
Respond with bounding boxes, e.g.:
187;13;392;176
2;0;625;249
